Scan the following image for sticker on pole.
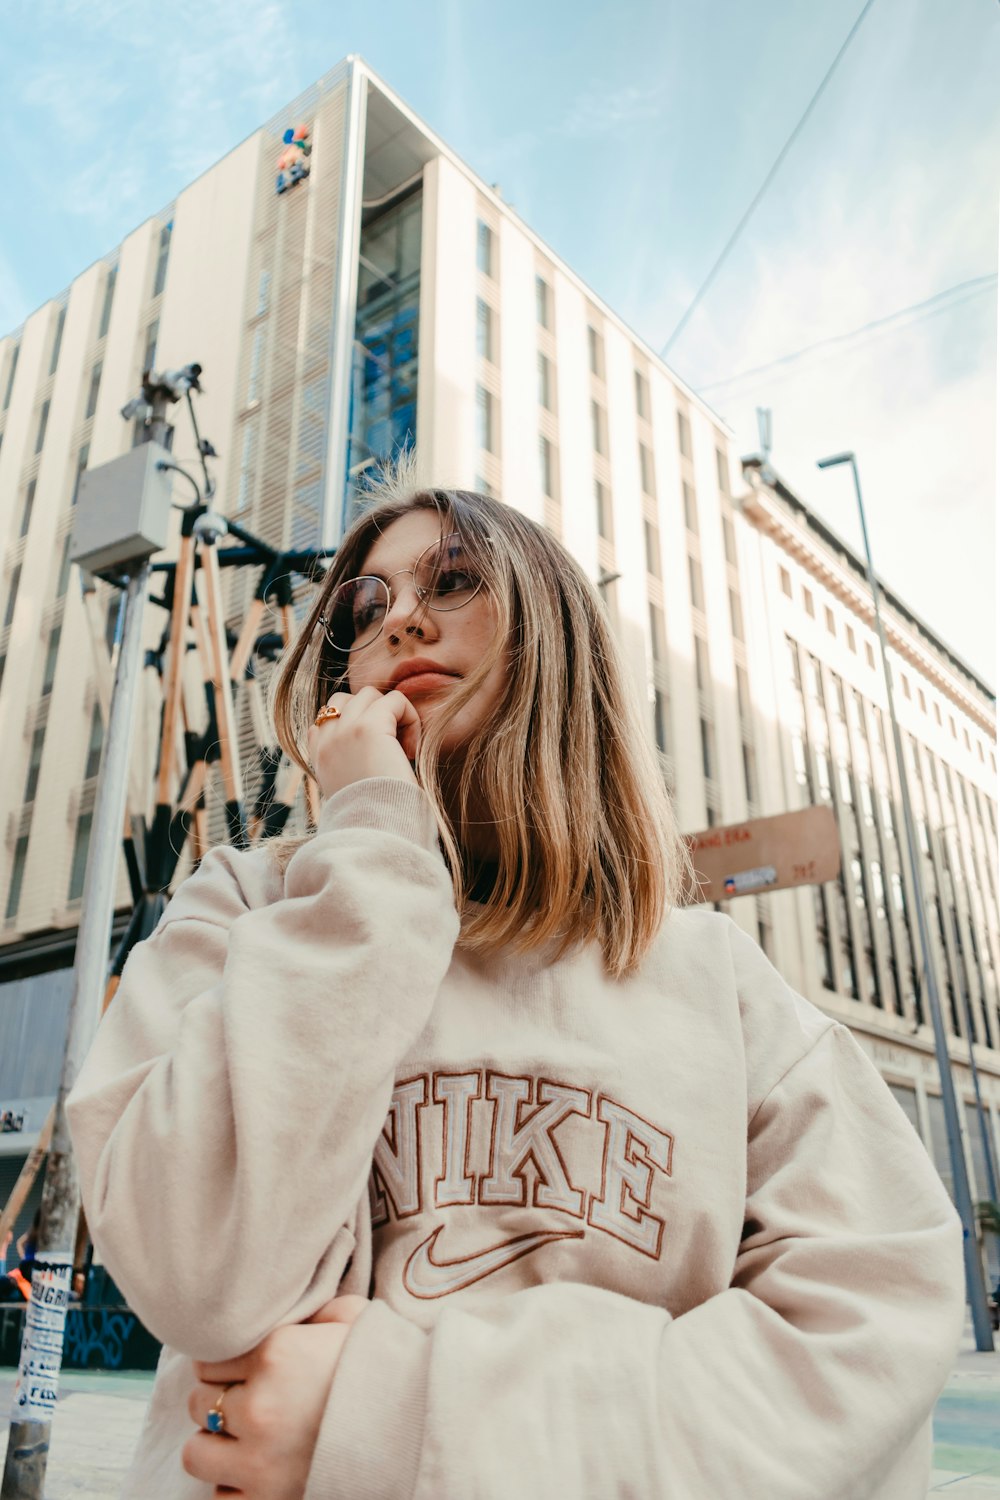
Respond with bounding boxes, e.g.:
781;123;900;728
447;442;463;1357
10;1256;72;1423
723;865;778;896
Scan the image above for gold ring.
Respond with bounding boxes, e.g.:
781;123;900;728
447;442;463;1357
314;702;342;726
206;1382;236;1435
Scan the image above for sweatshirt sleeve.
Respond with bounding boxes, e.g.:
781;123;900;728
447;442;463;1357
304;1022;964;1500
66;778;459;1363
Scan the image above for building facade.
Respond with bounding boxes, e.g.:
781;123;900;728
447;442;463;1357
0;57;997;1267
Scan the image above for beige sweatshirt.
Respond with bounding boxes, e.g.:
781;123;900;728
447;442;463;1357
67;778;965;1499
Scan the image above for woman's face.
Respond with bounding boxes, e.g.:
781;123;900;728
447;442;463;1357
344;509;508;760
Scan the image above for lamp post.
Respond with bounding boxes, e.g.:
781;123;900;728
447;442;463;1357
817;450;994;1351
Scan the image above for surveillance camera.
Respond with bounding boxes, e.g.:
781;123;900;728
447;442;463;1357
192;510;229;545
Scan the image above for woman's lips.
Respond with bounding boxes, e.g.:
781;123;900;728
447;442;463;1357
393;671;460;697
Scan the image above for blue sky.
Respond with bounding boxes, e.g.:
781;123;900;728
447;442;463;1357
2;0;997;686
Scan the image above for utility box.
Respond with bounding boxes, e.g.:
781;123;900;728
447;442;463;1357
70;442;175;578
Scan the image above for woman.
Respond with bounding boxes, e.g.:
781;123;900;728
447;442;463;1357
68;476;963;1499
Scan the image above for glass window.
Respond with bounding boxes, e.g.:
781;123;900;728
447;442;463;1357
68;812;93;901
535;275;551;329
866;640;876;669
49;306;66;375
677;410;692;459
635;370;650;419
688;555;704;612
538;434;554;497
476;385;494;454
247;328;265;402
84;703;104;779
644;519;661;579
2;343;19;410
536;352;551;409
901;673;911;699
715;446;729;494
72;444;90;506
477;299;494;362
722;513;736;566
591;401;607;456
639;442;655;497
694;635;711;695
780;567;792;597
98;265;117;338
588;326;604;378
56;533;73;598
743;743;757;803
729;588;744;641
846;624;856;652
35;399;50;453
255;269;271;316
683;481;698;535
595;480;612;541
649;603;667;663
803;588;815;618
3;565;21;629
41;625;61;695
700;717;715;781
19;480;36;538
825;606;836;635
142;319;159;376
5;835;28;922
736;663;751;722
24;724;45;803
85;362;102;420
476;220;494;277
153;222;172;297
654;688;670;754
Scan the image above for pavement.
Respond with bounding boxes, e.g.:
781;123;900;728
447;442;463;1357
0;1317;997;1497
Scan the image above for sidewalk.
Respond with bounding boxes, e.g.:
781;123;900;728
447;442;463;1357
0;1317;998;1498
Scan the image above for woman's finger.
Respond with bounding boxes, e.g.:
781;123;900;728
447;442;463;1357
187;1377;246;1433
181;1427;244;1490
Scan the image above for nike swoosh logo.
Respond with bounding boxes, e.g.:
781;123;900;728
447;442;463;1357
403;1225;585;1300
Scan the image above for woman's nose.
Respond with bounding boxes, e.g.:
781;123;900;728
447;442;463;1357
384;579;435;639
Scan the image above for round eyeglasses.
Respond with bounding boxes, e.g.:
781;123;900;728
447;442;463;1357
319;532;486;654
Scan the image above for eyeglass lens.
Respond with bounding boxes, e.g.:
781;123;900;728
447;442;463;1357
323;533;482;652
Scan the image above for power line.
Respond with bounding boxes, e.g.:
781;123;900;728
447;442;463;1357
660;0;879;358
694;274;997;394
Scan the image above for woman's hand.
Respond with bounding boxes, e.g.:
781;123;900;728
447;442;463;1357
307;685;422;801
182;1295;368;1499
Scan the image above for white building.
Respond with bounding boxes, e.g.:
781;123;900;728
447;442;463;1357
0;56;997;1266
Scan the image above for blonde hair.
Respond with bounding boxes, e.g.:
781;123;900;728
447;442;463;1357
269;464;694;977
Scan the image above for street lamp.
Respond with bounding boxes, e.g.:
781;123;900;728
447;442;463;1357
817;450;994;1351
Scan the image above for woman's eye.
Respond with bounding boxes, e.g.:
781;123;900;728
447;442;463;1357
434;568;477;594
355;599;385;630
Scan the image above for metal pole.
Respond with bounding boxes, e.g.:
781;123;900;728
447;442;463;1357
818;451;994;1350
2;559;150;1498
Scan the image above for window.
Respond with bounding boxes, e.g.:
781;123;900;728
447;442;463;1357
476;385;494;454
635;370;650;420
2;343;19;410
3;565;22;629
476;299;494;362
694;635;711;695
98;265;117;338
85;362;103;420
677;410;692;459
68;812;93;901
35;399;50;453
41;625;61;695
538;435;554;497
535;275;551;329
949;716;957;739
142;319;159;376
49;306;66;375
649;603;667;663
933;701;942;726
5;835;28;922
247;328;265;402
743;743;757;804
587;326;604;378
780;567;792;598
654;688;670;754
639;442;655;497
591;401;606;455
84;703;104;779
865;641;876;669
72;444;90;506
476;220;494;277
56;533;73;598
715;446;729;495
688;555;704;612
963;727;971;751
825;606;836;635
803;588;814;618
644;519;661;579
918;687;926;712
683;481;698;536
846;624;856;653
595;480;612;541
24;724;45;803
18;480;36;538
901;673;911;699
700;718;715;781
536;352;551;409
152;222;172;297
721;513;737;566
736;663;751;723
729;588;744;642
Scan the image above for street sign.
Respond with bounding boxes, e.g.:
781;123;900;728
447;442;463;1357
682;805;840;905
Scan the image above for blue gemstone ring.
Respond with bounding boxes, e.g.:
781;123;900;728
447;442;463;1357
206;1383;235;1435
